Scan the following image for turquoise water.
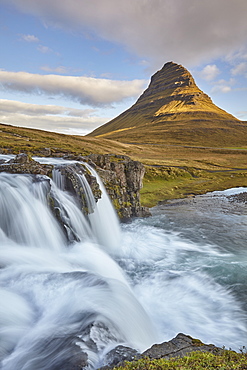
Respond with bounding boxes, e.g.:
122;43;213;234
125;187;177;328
119;189;247;350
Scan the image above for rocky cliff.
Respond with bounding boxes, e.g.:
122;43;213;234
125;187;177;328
87;153;150;219
99;333;224;369
0;153;149;221
89;62;246;147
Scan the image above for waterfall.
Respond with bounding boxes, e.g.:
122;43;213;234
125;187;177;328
84;164;121;254
0;168;157;370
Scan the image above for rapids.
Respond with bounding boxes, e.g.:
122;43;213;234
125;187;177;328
0;156;247;369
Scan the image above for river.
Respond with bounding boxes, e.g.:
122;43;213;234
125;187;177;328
0;155;246;369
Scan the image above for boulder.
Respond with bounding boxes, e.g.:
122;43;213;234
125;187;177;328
142;333;222;360
100;345;141;369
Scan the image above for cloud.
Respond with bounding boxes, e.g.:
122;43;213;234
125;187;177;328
20;34;39;43
37;45;52;53
200;65;220;81
210;77;236;95
19;33;54;56
235;111;247;120
4;0;247;68
211;83;232;94
0;99;96;116
0;70;147;106
231;62;247;76
41;65;71;74
0;99;107;135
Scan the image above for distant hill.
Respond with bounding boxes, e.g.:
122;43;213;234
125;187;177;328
89;62;247;147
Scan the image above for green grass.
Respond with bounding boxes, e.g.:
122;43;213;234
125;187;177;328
140;166;247;207
1;122;247;207
114;350;247;370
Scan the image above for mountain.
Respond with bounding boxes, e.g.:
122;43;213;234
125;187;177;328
89;62;247;147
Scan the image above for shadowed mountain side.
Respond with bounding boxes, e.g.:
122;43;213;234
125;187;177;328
89;62;247;147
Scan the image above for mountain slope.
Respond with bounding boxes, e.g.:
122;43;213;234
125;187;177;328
89;62;247;147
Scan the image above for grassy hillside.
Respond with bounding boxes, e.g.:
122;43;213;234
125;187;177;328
0;123;132;157
1;122;247;206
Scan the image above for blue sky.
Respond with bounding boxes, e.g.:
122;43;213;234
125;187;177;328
0;0;247;135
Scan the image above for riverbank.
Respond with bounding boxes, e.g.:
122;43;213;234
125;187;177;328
140;165;247;207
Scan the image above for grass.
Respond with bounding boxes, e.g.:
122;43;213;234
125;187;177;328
113;350;247;370
140;166;247;207
1;122;247;206
0;123;131;157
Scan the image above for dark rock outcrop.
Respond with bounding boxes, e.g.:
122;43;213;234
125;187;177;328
0;153;53;176
142;333;222;359
55;163;102;213
0;153;149;220
87;154;150;219
100;333;223;369
100;345;141;369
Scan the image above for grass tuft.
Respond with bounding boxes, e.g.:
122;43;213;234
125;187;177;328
114;350;247;370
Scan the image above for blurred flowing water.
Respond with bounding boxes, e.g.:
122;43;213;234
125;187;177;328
0;155;246;369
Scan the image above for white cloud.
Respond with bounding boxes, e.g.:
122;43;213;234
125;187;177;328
0;99;107;135
0;99;96;117
0;70;147;106
235;111;247;120
4;0;247;68
37;45;52;53
231;62;247;76
41;65;70;74
200;65;220;81
20;34;39;43
210;77;236;95
211;85;232;94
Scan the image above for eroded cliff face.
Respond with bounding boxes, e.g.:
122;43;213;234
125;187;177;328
87;154;150;219
0;153;150;220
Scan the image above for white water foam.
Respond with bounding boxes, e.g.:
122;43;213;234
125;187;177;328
0;156;246;368
0;169;157;369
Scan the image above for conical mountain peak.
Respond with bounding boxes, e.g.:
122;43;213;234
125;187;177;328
89;62;242;147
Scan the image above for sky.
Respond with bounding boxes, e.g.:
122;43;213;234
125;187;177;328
0;0;247;136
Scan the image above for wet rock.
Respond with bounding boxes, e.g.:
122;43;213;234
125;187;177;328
99;334;223;369
228;192;247;204
0;153;53;176
100;345;141;369
55;163;101;214
143;333;222;360
88;154;151;220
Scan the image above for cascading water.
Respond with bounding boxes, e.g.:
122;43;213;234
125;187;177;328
1;156;247;369
0;166;157;370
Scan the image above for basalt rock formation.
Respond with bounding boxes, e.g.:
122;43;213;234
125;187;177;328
0;153;149;220
89;62;246;147
87;153;150;219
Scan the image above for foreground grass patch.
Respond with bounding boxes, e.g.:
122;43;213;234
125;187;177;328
114;350;247;370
